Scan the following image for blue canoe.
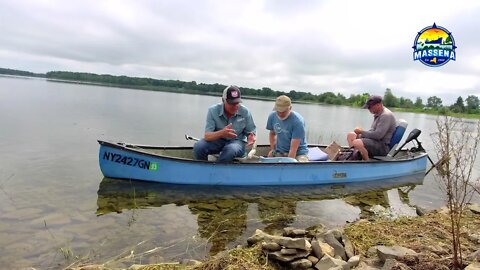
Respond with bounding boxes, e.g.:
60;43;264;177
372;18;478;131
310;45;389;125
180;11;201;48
97;139;429;186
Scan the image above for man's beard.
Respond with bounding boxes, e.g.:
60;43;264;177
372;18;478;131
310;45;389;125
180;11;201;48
277;111;291;120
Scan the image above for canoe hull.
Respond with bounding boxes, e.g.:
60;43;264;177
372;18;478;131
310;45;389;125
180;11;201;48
98;141;428;186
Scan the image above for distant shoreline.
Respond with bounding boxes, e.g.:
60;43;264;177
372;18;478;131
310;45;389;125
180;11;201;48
2;68;479;119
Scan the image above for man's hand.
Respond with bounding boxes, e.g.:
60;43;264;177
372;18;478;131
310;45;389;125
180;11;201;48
247;133;256;146
354;127;363;135
222;123;237;138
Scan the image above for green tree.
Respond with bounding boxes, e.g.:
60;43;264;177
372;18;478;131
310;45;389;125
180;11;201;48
318;92;337;103
184;81;197;90
260;87;275;97
414;97;423;108
427;96;443;108
465;95;480;113
0;67;45;77
383;88;398;107
399;97;414;108
450;96;465;113
347;93;369;107
335;93;347;105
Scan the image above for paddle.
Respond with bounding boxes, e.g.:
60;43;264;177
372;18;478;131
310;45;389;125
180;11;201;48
185;134;199;142
184;133;258;159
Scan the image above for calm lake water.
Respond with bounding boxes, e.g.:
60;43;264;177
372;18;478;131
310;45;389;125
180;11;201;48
0;75;477;269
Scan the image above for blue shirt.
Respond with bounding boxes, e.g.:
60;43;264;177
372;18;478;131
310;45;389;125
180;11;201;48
266;111;308;155
205;103;256;142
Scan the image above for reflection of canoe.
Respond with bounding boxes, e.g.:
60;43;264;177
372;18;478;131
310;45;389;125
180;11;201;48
97;140;428;186
96;174;426;215
96;175;424;254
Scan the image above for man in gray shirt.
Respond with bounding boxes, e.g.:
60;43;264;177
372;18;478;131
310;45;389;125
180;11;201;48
347;95;396;160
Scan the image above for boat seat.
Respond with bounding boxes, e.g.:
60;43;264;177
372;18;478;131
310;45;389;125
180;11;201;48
389;119;408;151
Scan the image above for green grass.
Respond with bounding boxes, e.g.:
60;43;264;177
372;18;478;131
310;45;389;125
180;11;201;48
393;108;480;119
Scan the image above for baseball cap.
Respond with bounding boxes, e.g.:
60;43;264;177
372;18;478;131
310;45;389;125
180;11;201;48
363;95;382;109
222;85;242;104
274;95;292;112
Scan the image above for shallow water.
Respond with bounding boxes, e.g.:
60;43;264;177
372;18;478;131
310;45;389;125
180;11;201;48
0;75;477;269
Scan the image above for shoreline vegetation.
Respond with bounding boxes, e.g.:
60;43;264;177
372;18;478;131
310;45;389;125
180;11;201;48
1;67;479;119
67;204;480;270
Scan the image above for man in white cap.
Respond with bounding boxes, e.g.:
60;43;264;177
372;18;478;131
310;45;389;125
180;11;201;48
347;95;396;160
193;85;256;162
266;95;308;162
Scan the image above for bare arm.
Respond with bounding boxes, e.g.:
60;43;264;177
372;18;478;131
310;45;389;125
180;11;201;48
288;138;301;158
268;130;276;157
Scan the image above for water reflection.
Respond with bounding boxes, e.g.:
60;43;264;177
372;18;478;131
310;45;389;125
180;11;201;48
96;174;425;255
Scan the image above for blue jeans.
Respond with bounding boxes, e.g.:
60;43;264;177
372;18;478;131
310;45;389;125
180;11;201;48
193;139;245;162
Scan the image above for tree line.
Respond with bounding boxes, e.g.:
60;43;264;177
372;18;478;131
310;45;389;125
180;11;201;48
0;67;45;78
383;89;480;115
1;68;479;115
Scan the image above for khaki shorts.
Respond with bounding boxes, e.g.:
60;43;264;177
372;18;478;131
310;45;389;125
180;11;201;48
361;138;389;157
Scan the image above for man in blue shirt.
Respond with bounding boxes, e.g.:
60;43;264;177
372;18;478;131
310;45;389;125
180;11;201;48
193;85;256;162
266;95;309;162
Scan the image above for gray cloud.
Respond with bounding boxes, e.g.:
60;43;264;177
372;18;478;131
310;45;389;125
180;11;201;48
1;0;479;104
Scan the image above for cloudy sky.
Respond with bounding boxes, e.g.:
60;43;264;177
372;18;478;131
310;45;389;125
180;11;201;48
1;0;479;104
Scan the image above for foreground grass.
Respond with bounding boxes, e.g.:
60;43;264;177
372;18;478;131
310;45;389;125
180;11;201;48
70;208;480;270
192;245;275;270
122;245;274;270
345;210;480;256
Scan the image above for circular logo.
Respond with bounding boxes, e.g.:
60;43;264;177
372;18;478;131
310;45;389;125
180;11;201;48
413;23;456;67
274;123;283;134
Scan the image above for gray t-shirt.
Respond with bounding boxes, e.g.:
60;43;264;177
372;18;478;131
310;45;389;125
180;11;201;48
361;107;396;145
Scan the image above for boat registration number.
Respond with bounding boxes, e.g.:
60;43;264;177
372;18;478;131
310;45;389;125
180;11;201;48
103;151;158;171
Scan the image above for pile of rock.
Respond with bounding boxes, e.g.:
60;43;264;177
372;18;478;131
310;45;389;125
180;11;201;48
245;204;480;270
247;226;451;270
247;227;360;269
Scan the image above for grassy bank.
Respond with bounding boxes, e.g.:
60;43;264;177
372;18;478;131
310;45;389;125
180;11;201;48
68;207;480;270
394;107;480;119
